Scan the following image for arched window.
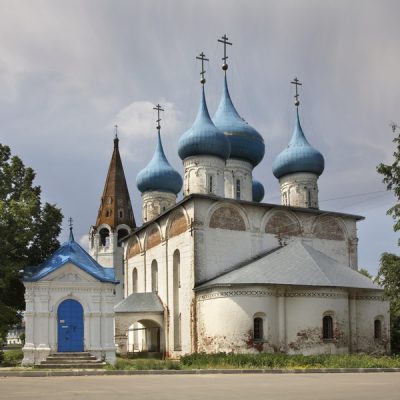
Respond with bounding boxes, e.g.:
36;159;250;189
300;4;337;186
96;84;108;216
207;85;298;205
208;175;213;194
99;228;110;246
132;268;138;293
374;319;382;339
117;228;129;245
173;249;181;350
151;260;158;293
236;179;241;200
253;317;263;341
322;315;333;340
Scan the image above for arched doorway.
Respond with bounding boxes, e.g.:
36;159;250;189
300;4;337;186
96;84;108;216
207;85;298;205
57;299;84;352
126;319;161;354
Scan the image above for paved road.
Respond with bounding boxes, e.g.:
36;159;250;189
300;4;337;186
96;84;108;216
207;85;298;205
0;373;399;400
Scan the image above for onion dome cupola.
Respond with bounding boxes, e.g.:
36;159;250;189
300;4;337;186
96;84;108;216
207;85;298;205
272;109;324;179
272;78;324;209
136;132;183;195
179;52;230;197
137;104;183;223
213;75;265;167
212;34;263;202
178;86;230;161
252;179;265;203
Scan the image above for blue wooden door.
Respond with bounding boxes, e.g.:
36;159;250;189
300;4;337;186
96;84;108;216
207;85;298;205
57;299;84;352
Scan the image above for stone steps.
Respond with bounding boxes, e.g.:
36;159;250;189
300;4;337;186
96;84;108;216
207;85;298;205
39;352;106;369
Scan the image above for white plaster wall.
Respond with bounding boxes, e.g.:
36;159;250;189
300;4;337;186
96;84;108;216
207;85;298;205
196;286;278;353
183;155;226;197
355;293;390;354
142;191;176;223
195;285;388;355
279;172;319;208
224;159;253;201
284;288;350;355
125;204;195;357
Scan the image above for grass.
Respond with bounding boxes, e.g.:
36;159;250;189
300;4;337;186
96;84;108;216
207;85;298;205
107;353;400;370
0;349;24;367
106;357;181;370
2;350;400;370
179;352;400;370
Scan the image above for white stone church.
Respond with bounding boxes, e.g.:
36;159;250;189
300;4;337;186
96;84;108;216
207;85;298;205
22;40;389;366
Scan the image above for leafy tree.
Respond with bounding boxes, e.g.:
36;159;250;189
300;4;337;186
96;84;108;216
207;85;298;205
358;268;373;279
0;144;63;343
376;123;400;354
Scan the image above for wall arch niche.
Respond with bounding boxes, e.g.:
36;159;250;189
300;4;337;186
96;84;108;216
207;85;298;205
167;209;189;239
312;216;346;241
209;205;247;231
144;224;162;251
264;211;301;237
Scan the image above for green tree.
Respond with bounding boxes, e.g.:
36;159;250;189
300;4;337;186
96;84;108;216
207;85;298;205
0;144;63;343
358;268;373;279
376;122;400;354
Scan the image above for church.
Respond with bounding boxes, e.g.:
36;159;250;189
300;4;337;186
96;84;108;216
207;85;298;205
22;36;389;366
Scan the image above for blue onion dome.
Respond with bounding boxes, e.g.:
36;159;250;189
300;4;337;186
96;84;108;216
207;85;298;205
137;132;183;194
272;109;324;179
178;86;230;161
213;75;265;166
252;179;265;202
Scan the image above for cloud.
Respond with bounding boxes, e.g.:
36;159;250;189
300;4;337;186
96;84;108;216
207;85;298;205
79;234;89;251
112;101;184;163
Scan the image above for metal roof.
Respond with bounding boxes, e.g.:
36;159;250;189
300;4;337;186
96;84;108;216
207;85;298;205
213;75;265;166
178;86;231;161
252;179;265;202
23;234;118;283
136;131;183;194
196;241;380;291
272;109;324;179
114;292;164;313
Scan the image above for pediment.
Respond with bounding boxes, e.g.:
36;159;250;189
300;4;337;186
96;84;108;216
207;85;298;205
44;263;99;283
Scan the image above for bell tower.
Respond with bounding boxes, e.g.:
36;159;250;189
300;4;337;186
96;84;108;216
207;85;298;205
89;128;136;301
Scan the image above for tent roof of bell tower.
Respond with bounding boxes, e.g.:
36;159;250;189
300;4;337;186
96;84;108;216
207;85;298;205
95;134;136;230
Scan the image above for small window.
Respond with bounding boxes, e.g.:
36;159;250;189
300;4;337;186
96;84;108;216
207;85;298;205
151;260;158;293
322;315;333;340
374;319;382;339
99;228;110;246
119;209;123;219
208;175;213;193
254;317;263;341
236;179;241;200
307;190;311;207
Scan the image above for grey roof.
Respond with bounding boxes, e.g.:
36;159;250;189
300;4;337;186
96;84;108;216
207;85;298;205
196;241;381;291
114;292;164;313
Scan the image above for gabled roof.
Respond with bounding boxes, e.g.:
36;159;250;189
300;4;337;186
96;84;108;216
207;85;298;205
114;292;164;313
196;241;380;291
23;233;118;283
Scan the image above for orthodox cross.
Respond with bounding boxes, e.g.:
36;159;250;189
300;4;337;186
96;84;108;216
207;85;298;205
291;77;302;107
68;217;73;229
218;34;232;71
196;52;209;85
114;124;118;138
153;104;164;132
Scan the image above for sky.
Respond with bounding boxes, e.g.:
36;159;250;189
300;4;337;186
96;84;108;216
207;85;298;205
1;0;399;275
